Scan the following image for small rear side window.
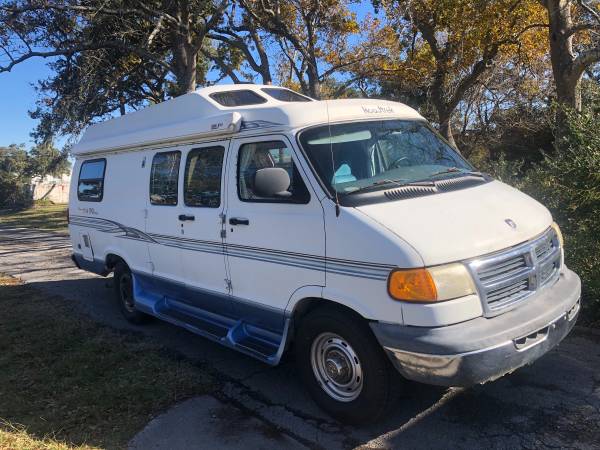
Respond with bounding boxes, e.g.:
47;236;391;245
261;88;312;102
184;146;225;208
78;159;106;202
209;90;267;107
150;151;181;206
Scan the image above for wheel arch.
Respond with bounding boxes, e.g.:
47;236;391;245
104;252;128;272
291;296;368;326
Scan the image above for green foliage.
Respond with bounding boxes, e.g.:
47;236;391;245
0;145;32;208
0;143;70;208
482;100;600;326
27;142;71;178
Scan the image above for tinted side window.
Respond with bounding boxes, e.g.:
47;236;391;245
78;159;106;202
150;151;181;206
238;141;310;204
184;146;224;207
261;88;312;102
209;90;267;107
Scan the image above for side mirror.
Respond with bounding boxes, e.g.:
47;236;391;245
254;167;291;198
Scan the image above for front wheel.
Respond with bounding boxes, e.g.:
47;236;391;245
113;261;149;324
295;306;401;424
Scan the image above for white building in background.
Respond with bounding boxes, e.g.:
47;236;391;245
30;173;71;203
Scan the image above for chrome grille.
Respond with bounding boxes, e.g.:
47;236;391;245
468;228;561;316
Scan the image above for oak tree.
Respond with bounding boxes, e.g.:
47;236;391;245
540;0;600;110
374;0;548;147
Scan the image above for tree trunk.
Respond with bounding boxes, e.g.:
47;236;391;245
181;49;197;93
555;72;582;110
171;0;197;96
431;80;458;149
259;64;272;85
439;114;457;149
306;63;321;99
250;27;272;85
118;94;126;116
172;42;197;95
545;0;581;110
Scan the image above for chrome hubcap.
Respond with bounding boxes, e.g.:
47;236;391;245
119;273;135;313
310;332;363;402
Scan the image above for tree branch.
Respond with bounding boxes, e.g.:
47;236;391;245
0;41;172;74
573;46;600;77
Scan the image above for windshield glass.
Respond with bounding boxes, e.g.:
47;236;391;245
298;120;474;195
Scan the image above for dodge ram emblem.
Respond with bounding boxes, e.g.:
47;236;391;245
505;218;517;229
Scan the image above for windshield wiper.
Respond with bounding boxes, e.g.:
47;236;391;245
429;167;484;178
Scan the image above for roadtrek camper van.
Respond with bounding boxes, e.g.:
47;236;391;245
69;84;581;424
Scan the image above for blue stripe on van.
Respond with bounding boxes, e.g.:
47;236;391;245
69;215;394;280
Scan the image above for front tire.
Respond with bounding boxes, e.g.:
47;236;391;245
114;261;149;324
295;305;400;424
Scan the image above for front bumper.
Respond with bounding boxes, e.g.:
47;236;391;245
371;268;581;387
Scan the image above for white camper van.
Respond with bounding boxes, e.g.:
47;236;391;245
69;84;581;423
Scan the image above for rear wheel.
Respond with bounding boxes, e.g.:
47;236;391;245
114;261;149;324
295;305;401;424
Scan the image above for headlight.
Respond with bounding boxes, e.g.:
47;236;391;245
551;221;564;247
387;263;476;302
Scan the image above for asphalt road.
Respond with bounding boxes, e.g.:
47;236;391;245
1;226;599;449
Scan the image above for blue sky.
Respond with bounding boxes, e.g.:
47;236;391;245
0;4;378;150
0;58;54;148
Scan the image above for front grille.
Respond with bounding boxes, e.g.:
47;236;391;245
468;228;561;316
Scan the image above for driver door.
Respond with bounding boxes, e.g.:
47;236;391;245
224;135;325;333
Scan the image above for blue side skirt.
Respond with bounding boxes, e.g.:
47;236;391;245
71;252;291;365
131;272;290;366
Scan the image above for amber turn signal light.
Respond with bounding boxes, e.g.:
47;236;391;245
387;268;438;302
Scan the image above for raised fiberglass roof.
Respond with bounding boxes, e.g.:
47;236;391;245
72;84;423;156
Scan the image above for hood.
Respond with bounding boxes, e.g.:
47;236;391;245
356;180;552;266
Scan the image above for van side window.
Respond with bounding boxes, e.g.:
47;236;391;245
184;146;224;207
150;151;181;206
238;141;310;204
78;158;106;202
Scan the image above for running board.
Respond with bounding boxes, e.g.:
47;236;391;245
131;273;289;365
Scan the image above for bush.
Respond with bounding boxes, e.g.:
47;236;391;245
0;145;33;209
0;143;70;209
483;106;600;327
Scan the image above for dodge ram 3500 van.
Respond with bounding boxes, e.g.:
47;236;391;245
69;84;581;424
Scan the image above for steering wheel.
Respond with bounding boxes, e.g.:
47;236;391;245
435;154;458;165
388;156;409;169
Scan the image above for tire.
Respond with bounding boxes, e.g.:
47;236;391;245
295;305;401;424
113;261;149;324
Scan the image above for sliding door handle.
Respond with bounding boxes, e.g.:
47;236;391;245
229;217;249;226
178;214;195;221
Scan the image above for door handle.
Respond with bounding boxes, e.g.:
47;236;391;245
178;214;195;221
229;217;249;226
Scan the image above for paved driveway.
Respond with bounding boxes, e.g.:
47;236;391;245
1;227;599;449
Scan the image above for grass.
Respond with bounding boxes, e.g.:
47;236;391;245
0;203;68;232
0;276;217;449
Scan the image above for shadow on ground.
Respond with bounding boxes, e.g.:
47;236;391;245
14;275;600;449
1;226;599;449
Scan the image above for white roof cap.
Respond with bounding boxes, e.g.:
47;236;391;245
72;84;423;156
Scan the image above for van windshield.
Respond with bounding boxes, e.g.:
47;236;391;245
298;120;475;195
